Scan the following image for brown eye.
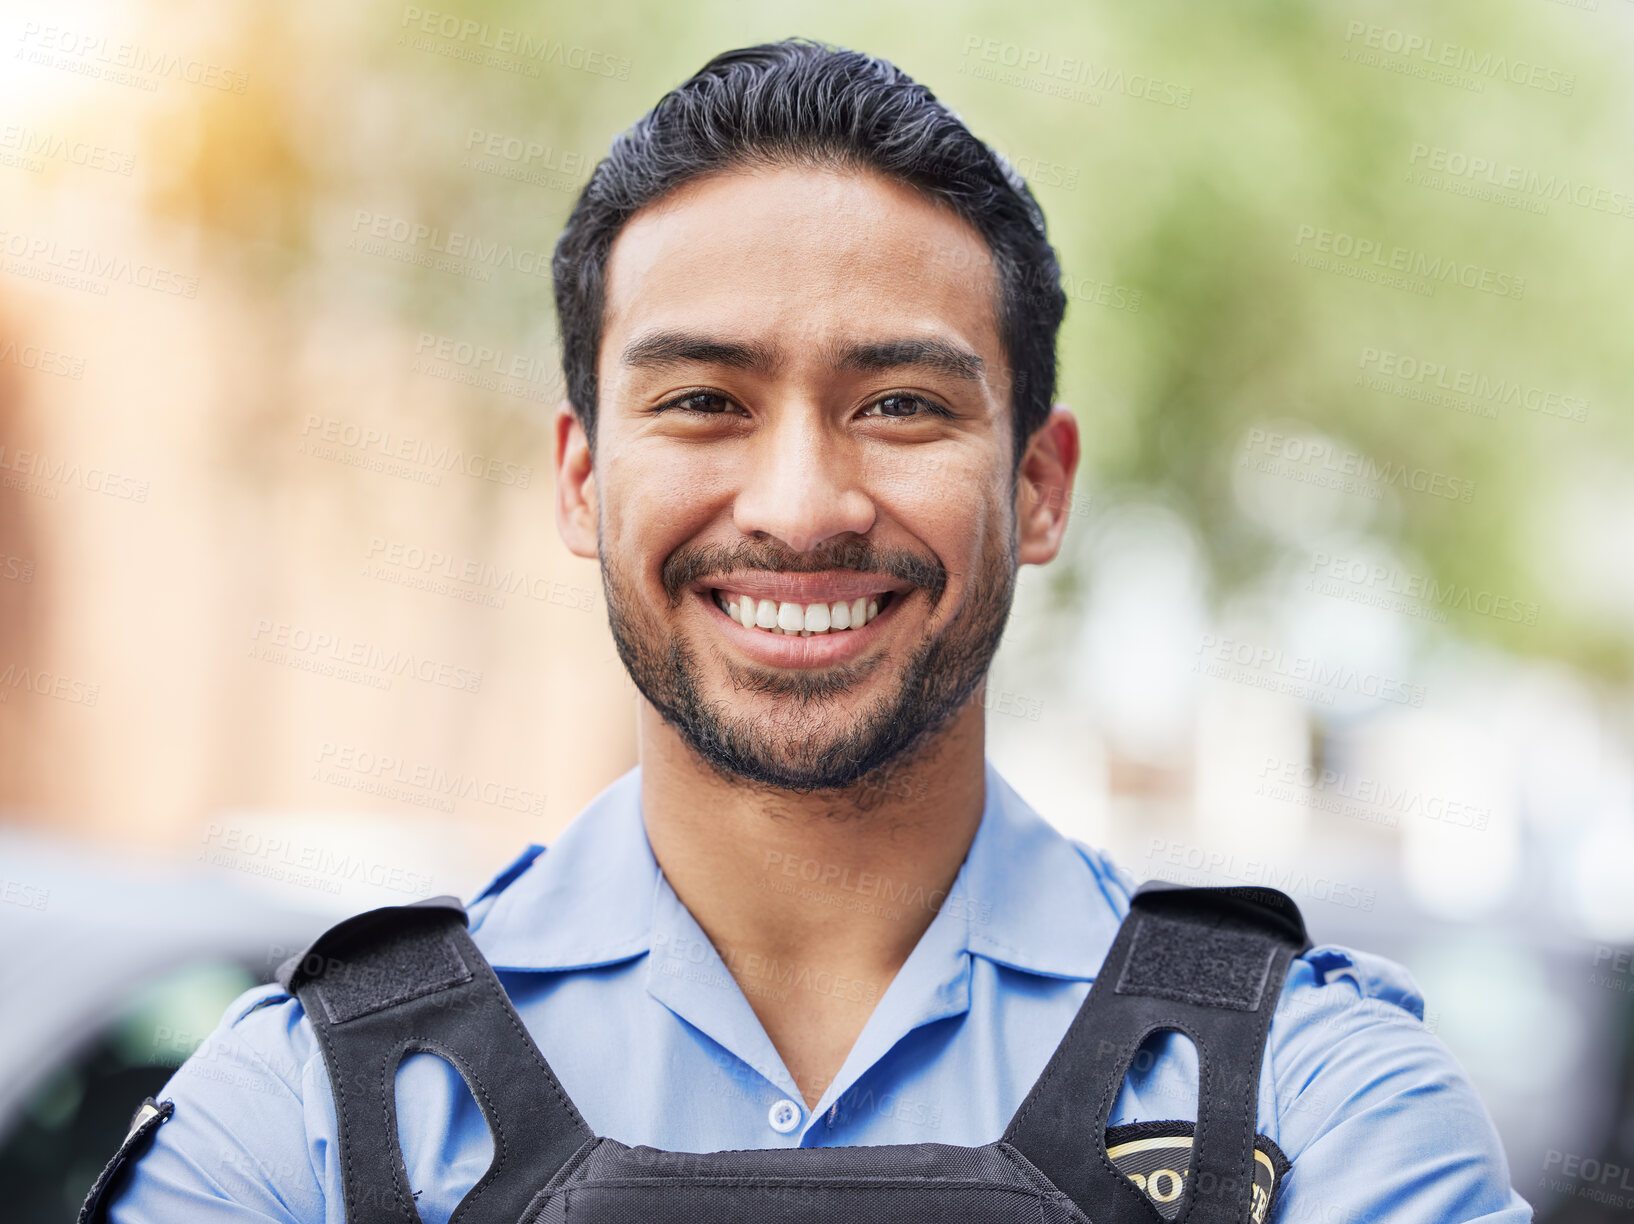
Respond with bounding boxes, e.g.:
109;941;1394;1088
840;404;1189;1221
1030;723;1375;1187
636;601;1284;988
861;394;950;419
659;392;736;415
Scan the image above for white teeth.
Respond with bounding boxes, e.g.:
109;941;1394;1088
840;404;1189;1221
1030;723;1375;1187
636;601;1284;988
714;589;894;635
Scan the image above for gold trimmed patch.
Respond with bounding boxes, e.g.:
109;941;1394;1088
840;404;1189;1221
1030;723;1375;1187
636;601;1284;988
1104;1121;1290;1223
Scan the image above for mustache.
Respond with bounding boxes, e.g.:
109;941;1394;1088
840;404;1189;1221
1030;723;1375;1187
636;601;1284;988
661;538;947;608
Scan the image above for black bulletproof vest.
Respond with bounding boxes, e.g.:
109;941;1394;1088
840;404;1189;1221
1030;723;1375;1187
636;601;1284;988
84;882;1311;1224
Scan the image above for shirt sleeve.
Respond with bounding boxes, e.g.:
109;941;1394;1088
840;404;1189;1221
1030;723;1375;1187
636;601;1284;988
1269;945;1534;1224
103;983;329;1224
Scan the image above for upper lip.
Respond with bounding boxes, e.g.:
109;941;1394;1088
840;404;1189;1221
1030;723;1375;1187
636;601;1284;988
693;571;914;605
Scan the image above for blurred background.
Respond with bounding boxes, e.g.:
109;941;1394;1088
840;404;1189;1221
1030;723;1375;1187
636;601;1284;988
1;0;1630;1219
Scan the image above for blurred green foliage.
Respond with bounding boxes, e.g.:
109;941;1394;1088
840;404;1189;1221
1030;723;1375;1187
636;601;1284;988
134;0;1634;680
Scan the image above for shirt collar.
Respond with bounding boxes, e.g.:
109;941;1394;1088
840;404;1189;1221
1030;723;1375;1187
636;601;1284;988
471;766;658;971
963;760;1128;978
470;758;1125;982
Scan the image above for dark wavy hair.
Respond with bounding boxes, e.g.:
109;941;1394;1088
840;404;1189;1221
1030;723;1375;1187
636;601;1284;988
551;37;1068;470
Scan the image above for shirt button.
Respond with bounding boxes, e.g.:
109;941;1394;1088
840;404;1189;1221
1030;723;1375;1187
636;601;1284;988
767;1098;802;1134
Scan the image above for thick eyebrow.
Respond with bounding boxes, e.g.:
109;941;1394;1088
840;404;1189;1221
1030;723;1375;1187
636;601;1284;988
834;338;986;382
619;330;986;383
620;331;780;374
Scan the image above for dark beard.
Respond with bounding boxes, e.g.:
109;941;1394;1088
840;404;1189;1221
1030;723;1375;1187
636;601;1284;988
599;527;1018;794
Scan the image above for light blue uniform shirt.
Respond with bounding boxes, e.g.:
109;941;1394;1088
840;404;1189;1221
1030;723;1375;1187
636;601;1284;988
108;759;1532;1222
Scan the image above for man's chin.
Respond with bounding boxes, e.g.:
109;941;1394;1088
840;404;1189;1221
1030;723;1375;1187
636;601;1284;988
651;677;929;792
693;745;899;795
687;703;902;792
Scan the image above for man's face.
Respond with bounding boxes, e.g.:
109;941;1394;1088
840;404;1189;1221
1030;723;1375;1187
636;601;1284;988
586;164;1021;792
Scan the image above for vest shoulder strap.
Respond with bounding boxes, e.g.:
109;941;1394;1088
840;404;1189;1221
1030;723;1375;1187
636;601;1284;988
276;896;592;1224
1003;883;1311;1224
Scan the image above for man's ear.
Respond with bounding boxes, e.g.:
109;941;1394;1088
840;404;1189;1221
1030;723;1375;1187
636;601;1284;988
555;400;598;560
1016;404;1080;566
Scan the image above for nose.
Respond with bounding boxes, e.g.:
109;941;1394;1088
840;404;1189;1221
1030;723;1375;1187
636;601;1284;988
732;409;875;554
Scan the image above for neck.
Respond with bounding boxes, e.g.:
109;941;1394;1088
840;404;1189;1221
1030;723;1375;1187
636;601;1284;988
638;696;988;1096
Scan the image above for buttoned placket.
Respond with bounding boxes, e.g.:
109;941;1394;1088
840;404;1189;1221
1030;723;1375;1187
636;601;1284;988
643;870;811;1140
641;858;978;1145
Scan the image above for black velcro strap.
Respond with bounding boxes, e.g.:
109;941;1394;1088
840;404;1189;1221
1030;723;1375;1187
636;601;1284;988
308;922;472;1025
275;893;470;996
78;1096;173;1224
286;896;594;1224
1003;883;1310;1224
1116;913;1276;1012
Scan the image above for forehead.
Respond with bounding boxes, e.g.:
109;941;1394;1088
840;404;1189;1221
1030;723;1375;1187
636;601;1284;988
599;164;1001;365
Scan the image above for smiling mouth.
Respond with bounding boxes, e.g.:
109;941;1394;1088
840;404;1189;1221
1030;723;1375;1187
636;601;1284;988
709;589;896;635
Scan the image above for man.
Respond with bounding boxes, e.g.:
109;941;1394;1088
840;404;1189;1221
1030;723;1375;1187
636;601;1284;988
91;38;1531;1223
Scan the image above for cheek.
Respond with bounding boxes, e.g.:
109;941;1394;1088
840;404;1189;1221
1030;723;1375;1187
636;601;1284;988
871;450;1002;552
600;449;732;558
